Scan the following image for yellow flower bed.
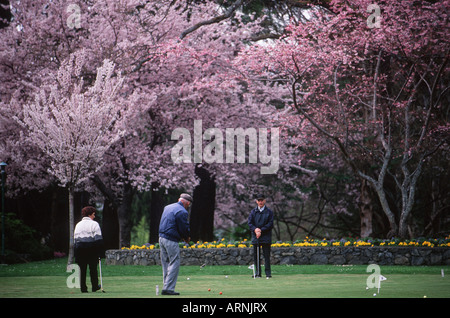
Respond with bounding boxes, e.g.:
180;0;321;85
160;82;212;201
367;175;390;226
121;235;450;250
123;244;156;250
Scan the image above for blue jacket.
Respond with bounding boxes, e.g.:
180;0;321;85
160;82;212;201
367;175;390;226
159;201;190;242
248;206;274;244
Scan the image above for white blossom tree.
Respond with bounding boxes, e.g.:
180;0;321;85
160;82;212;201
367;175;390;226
14;50;125;266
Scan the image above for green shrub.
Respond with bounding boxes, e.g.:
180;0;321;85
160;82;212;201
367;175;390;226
0;213;52;263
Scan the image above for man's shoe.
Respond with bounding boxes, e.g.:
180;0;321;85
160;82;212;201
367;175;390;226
162;290;180;295
92;285;101;292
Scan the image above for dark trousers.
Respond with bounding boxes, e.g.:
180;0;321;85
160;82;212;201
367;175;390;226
253;243;271;277
78;260;99;292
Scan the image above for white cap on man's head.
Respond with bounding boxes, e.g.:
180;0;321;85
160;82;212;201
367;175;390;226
180;193;193;203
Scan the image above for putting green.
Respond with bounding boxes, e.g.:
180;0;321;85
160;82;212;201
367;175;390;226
0;273;448;298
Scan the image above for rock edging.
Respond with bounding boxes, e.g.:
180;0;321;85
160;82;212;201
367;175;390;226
105;246;450;266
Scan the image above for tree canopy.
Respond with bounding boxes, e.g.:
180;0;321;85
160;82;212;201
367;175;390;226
0;1;448;257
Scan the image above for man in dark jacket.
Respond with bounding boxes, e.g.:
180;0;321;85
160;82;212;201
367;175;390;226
248;194;274;278
158;193;192;295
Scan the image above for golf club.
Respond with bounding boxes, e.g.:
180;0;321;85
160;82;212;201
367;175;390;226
256;239;260;278
98;258;106;293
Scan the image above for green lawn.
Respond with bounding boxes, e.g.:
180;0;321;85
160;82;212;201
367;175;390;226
0;258;449;299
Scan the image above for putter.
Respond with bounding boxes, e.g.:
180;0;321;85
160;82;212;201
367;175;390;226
256;240;260;278
98;258;106;293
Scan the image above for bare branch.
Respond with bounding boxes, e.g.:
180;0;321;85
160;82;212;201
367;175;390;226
179;0;247;40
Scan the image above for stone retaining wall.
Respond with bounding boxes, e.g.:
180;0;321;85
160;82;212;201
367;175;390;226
106;247;450;266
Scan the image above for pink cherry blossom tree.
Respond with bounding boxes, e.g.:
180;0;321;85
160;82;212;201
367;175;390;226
6;0;442;247
1;0;280;247
237;0;449;238
13;50;126;265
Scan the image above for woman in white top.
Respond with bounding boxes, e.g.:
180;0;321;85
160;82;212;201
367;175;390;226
74;206;104;293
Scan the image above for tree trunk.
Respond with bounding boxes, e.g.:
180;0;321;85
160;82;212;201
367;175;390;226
190;165;216;242
67;187;75;269
374;185;398;238
91;175;134;248
397;157;424;238
117;182;134;248
359;179;373;238
102;199;120;250
149;182;164;244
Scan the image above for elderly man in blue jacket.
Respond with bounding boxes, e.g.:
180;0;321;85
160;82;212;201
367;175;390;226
248;194;274;278
158;193;192;295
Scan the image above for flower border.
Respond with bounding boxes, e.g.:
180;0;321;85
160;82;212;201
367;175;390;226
121;236;450;250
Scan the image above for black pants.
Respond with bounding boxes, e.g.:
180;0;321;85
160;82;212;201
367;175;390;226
76;248;99;292
253;243;271;277
78;260;99;292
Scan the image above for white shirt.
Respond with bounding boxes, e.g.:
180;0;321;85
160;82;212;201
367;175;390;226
74;217;103;244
